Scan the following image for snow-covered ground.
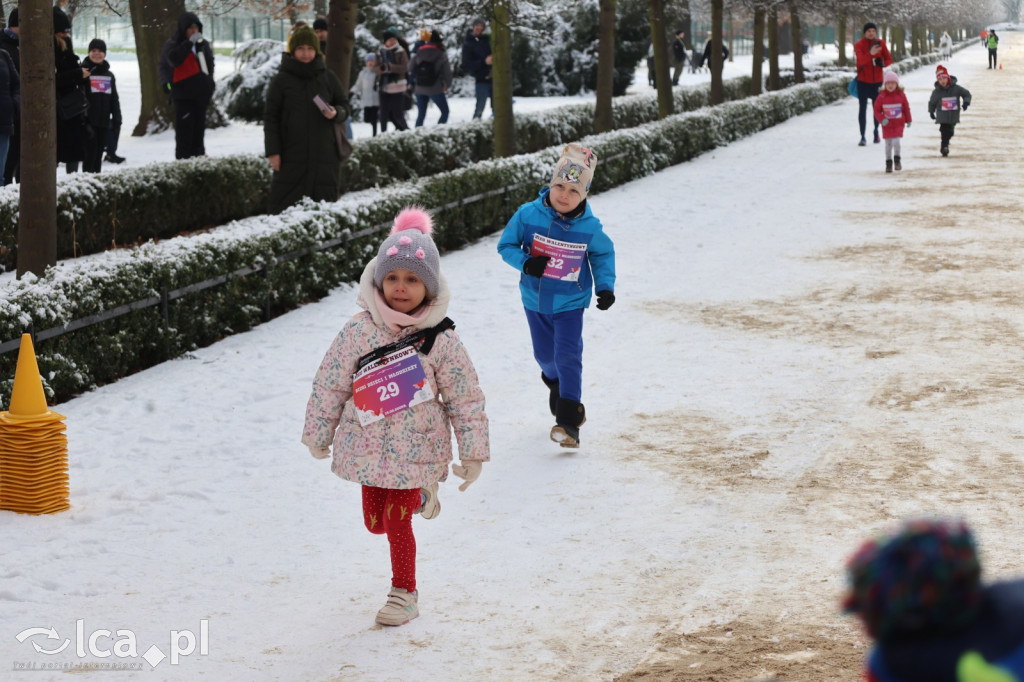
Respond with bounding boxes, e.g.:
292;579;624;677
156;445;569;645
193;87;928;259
3;35;1020;682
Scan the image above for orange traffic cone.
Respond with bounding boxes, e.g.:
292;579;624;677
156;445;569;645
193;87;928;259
0;334;69;514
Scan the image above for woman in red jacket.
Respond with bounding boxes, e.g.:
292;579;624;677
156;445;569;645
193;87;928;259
854;22;892;146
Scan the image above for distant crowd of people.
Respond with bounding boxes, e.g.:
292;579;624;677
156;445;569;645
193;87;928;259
0;6;125;186
263;17;494;212
646;29;730;88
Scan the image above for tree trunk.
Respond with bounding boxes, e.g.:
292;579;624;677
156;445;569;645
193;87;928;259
491;0;515;157
710;0;723;104
788;0;804;83
129;0;183;136
767;6;780;91
18;0;56;277
750;6;765;96
647;0;673;118
326;0;357;91
593;0;616;133
314;0;327;20
837;15;847;67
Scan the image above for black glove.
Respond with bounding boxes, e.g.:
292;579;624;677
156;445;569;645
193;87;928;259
872;58;883;67
523;255;550;278
930;111;936;120
596;290;615;311
962;103;969;111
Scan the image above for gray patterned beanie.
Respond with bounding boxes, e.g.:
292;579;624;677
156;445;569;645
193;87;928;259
550;143;598;199
373;207;441;297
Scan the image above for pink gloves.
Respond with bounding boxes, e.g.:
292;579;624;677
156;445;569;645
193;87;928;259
451;461;482;491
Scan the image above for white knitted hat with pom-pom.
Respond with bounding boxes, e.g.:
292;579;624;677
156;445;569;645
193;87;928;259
373;207;441;297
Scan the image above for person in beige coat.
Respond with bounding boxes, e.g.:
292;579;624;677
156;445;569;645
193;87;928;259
302;206;489;627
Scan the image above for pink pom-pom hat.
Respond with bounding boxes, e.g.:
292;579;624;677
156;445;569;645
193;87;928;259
373;206;442;296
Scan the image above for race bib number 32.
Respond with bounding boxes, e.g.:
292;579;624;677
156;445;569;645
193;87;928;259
352;346;433;426
941;97;959;111
531;234;587;282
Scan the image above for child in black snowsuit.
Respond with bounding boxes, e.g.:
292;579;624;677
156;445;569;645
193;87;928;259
81;39;122;173
928;64;971;158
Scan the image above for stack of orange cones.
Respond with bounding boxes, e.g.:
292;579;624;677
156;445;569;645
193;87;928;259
0;334;69;514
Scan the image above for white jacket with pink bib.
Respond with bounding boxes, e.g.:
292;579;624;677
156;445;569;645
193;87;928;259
301;260;489;489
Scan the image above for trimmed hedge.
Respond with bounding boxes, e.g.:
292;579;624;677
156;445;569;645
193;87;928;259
0;45;953;274
0;73;851;405
0;73;777;273
0;155;271;272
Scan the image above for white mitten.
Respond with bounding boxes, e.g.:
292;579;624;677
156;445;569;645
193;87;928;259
451;460;482;491
308;445;331;460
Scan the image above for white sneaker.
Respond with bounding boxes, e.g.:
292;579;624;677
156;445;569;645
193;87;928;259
375;587;419;626
418;482;440;520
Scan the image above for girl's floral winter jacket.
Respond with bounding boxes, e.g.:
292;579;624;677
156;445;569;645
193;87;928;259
873;87;912;140
301;260;489;489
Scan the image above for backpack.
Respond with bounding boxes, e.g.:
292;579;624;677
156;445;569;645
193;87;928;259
414;58;438;87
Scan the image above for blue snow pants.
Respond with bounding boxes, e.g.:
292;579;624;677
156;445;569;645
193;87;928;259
524;308;584;402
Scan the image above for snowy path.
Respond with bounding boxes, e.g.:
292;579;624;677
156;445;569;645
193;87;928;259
2;37;1023;682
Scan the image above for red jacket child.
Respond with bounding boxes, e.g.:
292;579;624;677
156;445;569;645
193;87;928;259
873;71;912;139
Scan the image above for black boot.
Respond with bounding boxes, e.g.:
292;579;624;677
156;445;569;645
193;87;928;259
551;398;586;449
540;373;559;417
893;155;902;171
885;159;893;173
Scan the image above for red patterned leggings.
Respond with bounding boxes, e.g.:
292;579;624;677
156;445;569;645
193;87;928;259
362;486;420;592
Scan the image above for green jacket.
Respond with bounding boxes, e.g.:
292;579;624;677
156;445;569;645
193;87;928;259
987;34;998;49
264;53;350;213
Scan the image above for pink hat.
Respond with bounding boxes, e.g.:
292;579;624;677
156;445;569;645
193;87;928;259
883;70;899;84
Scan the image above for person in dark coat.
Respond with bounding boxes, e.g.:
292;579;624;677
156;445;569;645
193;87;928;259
53;6;90;173
81;39;121;173
0;8;20;184
313;17;328;53
410;30;452;127
0;35;18;186
671;29;687;85
160;12;215;160
461;18;492;119
264;26;349;214
699;36;729;70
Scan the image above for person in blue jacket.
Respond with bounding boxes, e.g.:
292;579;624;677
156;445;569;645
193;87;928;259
843;518;1024;682
497;143;615;448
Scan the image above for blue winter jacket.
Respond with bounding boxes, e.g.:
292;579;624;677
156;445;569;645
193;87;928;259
497;189;615;314
866;579;1024;682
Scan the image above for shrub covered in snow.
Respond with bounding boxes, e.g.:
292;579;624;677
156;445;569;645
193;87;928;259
0;73;850;403
214;39;286;123
0;75;757;272
0;155;270;272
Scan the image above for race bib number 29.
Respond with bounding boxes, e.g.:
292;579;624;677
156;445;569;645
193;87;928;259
352;346;433;426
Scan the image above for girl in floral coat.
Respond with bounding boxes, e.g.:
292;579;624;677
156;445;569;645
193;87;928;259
302;206;489;627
